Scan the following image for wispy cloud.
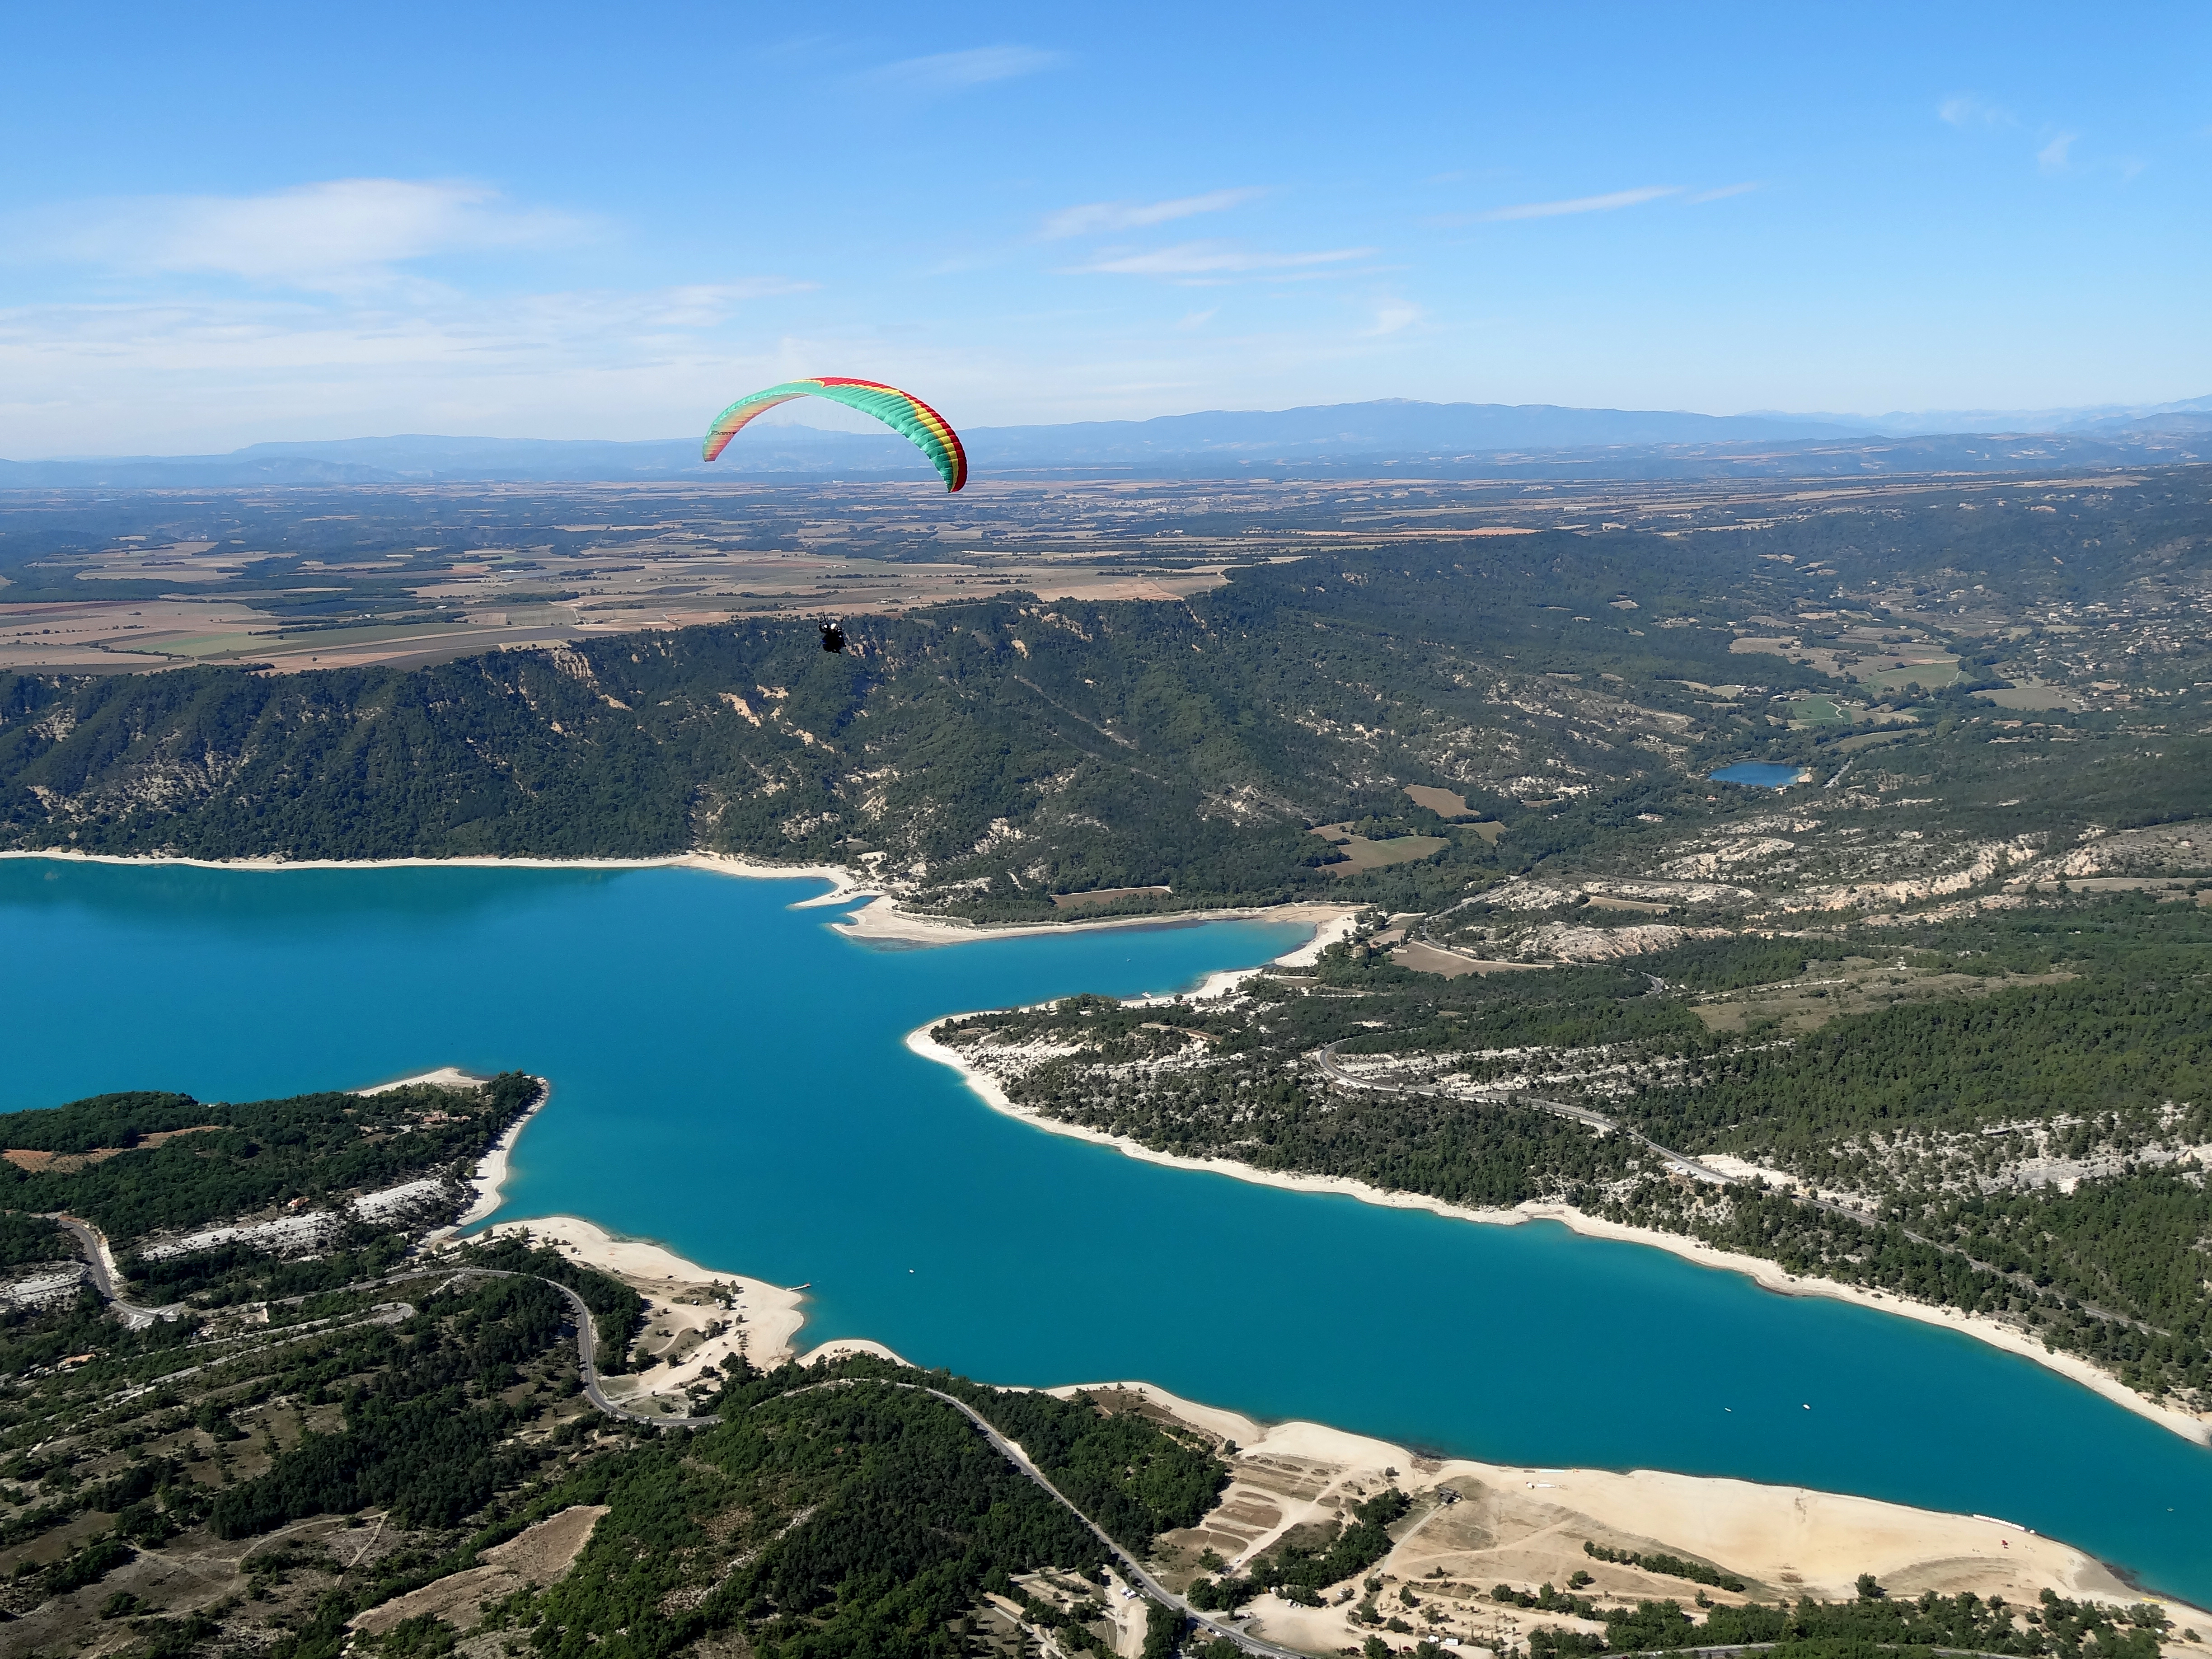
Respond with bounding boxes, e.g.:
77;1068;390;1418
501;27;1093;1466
1042;188;1262;239
1362;300;1422;337
1683;182;1759;204
1939;93;2014;128
2039;131;2079;173
8;179;585;291
1074;242;1372;277
1175;308;1219;331
862;46;1063;94
1475;185;1677;221
0;279;817;454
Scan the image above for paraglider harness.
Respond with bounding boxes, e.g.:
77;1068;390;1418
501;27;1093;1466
819;619;847;654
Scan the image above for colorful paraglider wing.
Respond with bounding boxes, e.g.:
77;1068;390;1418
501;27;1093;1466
702;377;968;492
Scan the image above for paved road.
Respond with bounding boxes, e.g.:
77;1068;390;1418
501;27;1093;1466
438;1267;724;1428
50;1215;189;1327
56;1251;1302;1655
1315;1040;2151;1335
1313;1045;1732;1186
787;1378;1307;1659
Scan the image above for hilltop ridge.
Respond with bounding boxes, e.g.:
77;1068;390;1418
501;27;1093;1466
6;394;2210;485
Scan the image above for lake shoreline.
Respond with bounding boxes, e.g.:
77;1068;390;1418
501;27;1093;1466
1090;1380;2209;1632
829;890;1362;950
907;1022;2212;1450
445;1203;2211;1629
0;848;1361;951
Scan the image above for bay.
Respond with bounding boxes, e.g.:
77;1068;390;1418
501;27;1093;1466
2;857;2208;1605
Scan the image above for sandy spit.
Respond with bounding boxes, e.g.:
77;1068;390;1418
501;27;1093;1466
474;1214;808;1376
457;1075;549;1233
832;893;1360;951
361;1067;547;1240
908;1028;2212;1449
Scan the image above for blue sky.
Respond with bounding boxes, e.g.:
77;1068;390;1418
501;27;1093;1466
3;1;2206;454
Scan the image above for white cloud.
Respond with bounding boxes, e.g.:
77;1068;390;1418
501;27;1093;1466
1075;241;1372;276
0;277;813;455
1176;308;1219;331
1475;185;1677;221
2039;131;2079;172
9;178;587;291
1362;301;1422;337
1683;182;1759;204
1940;94;2014;128
1042;188;1262;239
862;46;1063;94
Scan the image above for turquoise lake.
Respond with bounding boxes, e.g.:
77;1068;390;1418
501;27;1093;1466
1710;761;1809;788
3;858;2209;1604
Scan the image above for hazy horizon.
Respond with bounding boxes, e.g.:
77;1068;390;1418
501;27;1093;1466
9;386;2212;467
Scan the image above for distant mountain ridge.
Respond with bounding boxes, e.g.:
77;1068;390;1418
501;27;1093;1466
3;394;2207;486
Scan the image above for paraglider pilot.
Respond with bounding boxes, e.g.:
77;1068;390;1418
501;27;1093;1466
820;620;846;654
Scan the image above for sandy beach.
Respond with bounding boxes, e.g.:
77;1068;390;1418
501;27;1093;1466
911;1025;2212;1448
831;891;1361;951
358;1067;551;1238
476;1214;809;1409
1087;1380;2212;1648
4;846;1359;956
425;1208;2212;1636
394;1054;2204;1632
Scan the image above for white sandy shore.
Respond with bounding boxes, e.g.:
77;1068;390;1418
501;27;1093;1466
832;892;1360;952
475;1214;809;1401
459;1076;548;1230
360;1066;486;1095
1070;1380;2212;1637
4;847;1358;958
458;1207;2211;1625
410;1075;2204;1624
0;844;865;895
909;1026;2212;1448
358;1067;547;1239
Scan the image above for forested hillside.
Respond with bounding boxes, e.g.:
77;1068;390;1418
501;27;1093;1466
0;1076;541;1250
0;529;1822;914
0;1078;1229;1659
939;890;2212;1410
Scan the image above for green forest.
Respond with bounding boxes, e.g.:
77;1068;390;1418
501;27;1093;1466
0;1075;542;1256
942;889;2212;1403
1;525;1836;915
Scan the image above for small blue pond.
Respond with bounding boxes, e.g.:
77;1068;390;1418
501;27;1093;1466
1710;761;1806;788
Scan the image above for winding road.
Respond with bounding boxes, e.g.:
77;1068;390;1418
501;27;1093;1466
49;1215;189;1327
1313;1044;1732;1185
448;1267;725;1429
786;1378;1308;1659
1311;1044;2151;1334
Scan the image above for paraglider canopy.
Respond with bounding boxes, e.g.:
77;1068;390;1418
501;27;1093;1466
703;377;968;492
819;620;846;654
